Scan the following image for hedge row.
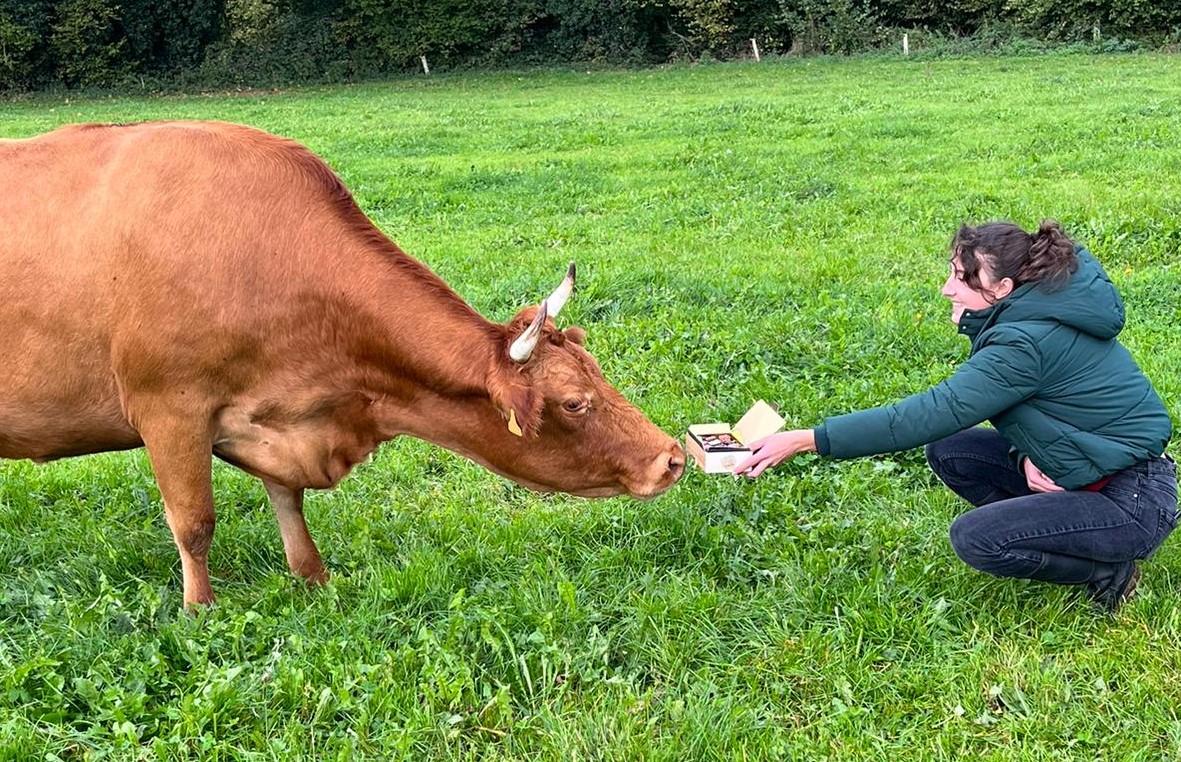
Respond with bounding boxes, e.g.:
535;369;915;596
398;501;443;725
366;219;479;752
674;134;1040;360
1;0;1178;91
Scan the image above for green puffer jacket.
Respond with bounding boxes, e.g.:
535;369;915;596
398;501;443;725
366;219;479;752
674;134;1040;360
813;246;1171;490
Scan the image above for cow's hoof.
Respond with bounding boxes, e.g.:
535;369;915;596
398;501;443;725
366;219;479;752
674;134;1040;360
183;596;217;611
295;565;330;587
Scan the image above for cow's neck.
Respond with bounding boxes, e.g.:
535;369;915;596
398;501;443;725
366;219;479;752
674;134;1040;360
333;246;531;468
350;250;504;397
233;268;580;495
372;389;549;491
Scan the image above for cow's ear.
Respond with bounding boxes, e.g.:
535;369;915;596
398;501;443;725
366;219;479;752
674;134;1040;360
564;326;586;346
487;366;543;438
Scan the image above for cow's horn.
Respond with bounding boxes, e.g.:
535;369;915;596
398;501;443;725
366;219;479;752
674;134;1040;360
545;262;576;319
509;300;548;363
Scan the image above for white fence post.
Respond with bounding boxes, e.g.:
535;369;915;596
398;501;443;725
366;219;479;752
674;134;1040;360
420;56;430;75
751;38;761;61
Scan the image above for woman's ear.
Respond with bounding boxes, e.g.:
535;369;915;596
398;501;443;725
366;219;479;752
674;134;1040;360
995;277;1015;299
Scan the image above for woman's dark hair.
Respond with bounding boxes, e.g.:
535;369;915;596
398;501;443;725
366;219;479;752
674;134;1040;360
952;219;1078;298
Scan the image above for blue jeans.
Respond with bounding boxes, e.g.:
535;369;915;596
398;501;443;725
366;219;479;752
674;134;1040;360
925;428;1178;597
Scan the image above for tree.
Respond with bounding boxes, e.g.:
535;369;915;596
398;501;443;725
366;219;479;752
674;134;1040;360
0;12;38;88
118;0;228;77
49;0;128;87
340;0;542;70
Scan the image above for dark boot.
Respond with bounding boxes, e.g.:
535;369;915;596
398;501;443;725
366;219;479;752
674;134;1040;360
1088;563;1141;614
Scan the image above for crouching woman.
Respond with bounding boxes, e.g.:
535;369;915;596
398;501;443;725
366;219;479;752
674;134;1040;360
735;220;1176;612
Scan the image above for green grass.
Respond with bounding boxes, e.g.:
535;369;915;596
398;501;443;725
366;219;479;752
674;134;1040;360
3;53;1181;759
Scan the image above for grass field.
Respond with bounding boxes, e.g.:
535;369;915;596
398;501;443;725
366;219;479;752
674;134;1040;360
3;53;1181;760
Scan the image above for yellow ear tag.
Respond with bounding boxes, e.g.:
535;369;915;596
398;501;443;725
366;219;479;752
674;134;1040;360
507;409;523;437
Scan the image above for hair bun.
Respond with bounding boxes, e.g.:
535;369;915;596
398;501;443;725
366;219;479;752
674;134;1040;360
1037;219;1064;240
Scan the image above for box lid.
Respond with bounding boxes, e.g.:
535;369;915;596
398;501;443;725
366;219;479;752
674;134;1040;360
732;400;785;445
687;422;733;437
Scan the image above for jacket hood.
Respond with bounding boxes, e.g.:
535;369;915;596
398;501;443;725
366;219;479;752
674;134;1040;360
958;245;1125;342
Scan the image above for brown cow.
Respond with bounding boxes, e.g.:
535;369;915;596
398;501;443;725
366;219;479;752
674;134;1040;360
0;121;684;606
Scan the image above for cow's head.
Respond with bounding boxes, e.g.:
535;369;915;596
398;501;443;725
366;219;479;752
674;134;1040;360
483;263;684;499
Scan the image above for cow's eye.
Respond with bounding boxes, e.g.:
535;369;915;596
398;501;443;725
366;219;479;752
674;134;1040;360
563;398;589;414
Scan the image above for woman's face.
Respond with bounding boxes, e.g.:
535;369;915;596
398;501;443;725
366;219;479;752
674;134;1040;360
942;254;1011;325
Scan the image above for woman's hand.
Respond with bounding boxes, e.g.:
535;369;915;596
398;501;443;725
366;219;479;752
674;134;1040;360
731;429;817;478
1022;456;1064;493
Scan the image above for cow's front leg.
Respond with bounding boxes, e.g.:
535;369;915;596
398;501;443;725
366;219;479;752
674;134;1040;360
262;480;328;585
140;425;217;607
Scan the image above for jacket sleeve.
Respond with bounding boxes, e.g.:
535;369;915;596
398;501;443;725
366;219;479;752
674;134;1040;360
816;330;1045;459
